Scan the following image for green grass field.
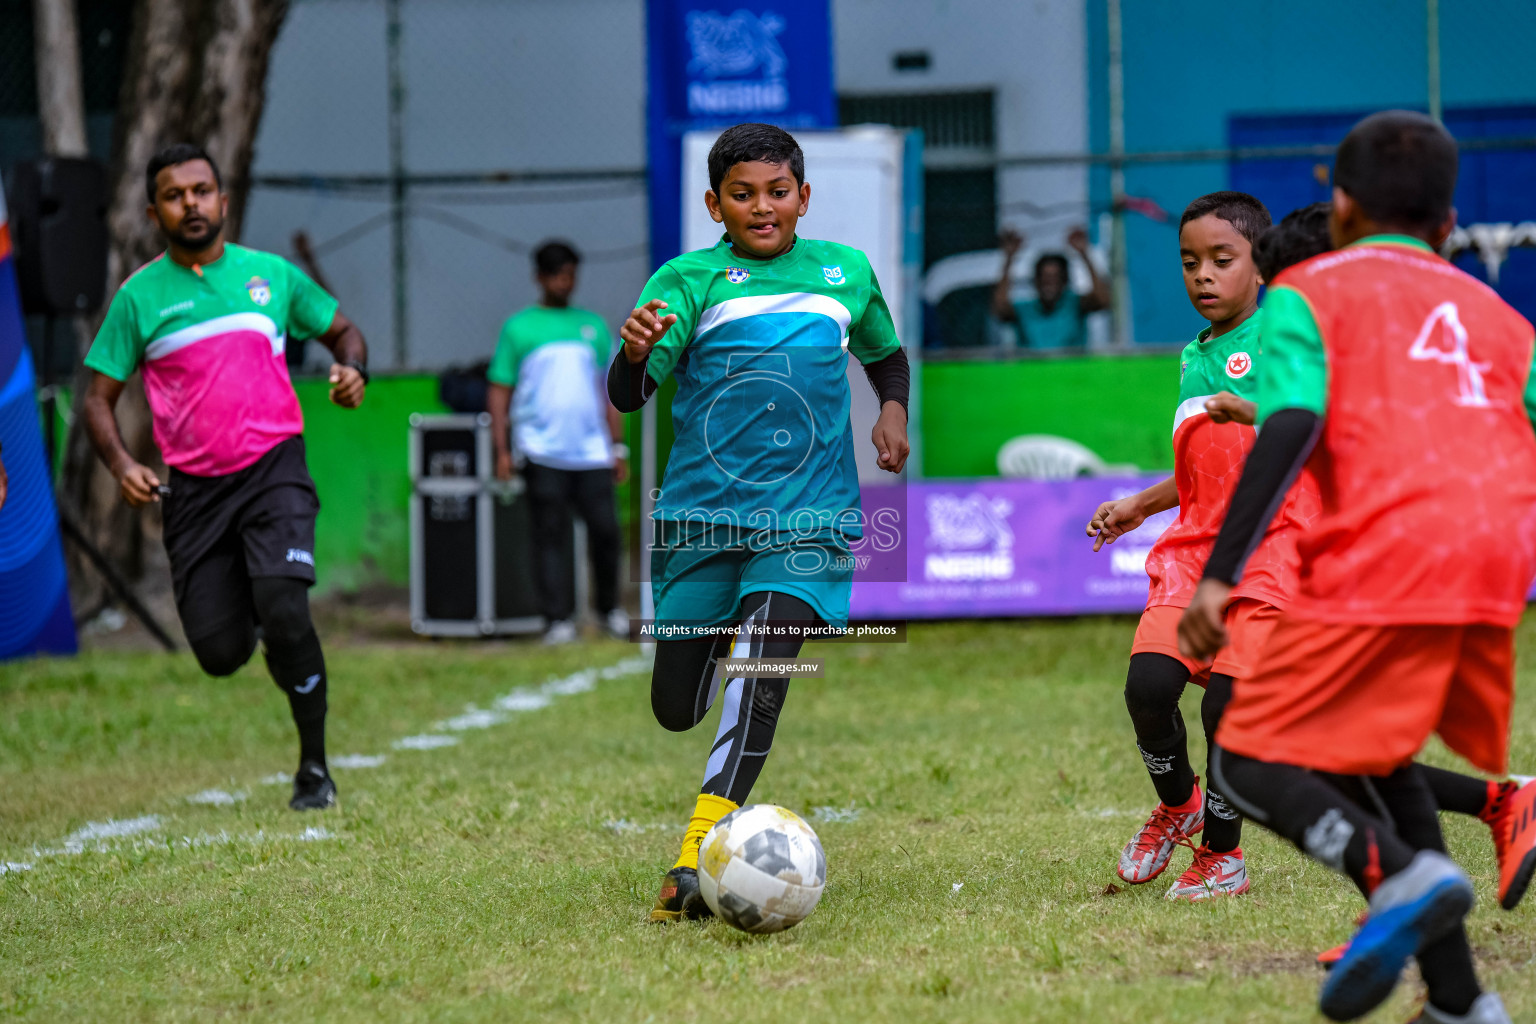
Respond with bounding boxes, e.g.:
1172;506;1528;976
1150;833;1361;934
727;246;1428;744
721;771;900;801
4;618;1534;1022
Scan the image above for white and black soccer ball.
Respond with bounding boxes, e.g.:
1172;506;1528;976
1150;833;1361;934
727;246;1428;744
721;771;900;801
698;804;827;933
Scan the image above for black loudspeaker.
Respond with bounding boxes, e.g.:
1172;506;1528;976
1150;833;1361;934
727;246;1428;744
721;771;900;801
9;157;110;316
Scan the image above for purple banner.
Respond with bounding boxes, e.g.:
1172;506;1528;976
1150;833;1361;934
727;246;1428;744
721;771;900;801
850;476;1175;620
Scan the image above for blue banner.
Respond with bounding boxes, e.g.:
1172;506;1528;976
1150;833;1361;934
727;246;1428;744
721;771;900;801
0;192;76;659
646;0;837;268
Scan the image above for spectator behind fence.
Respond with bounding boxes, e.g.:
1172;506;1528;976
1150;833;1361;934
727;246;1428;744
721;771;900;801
991;226;1109;350
487;241;629;645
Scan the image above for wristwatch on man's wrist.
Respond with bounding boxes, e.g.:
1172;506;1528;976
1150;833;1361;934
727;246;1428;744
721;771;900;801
343;359;370;385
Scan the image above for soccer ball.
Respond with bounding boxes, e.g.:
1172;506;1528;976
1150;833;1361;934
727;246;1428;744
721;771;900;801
698;804;827;933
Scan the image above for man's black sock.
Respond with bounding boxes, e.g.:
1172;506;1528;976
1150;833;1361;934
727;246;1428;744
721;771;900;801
264;636;328;768
1125;653;1196;807
253;578;328;770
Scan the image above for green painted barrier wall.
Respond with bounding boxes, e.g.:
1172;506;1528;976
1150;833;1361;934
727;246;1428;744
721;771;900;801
295;375;447;594
919;354;1180;478
286;357;1180;594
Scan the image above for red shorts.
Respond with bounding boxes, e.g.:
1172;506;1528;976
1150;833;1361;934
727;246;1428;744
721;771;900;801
1216;617;1514;776
1131;598;1283;686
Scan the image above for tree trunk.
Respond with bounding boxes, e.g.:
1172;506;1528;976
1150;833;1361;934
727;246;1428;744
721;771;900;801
32;0;89;157
58;0;290;614
193;0;291;241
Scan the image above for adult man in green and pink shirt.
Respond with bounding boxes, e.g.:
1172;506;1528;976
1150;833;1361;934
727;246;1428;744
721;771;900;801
82;143;370;811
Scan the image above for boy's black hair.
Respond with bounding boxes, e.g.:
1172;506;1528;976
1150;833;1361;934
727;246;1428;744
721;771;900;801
1034;253;1069;279
1334;110;1458;233
1254;202;1332;282
533;240;580;276
707;123;805;195
1178;190;1272;246
146;143;222;203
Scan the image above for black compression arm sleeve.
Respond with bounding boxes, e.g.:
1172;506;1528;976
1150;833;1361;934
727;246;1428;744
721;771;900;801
1202;408;1322;584
607;347;657;412
861;347;910;412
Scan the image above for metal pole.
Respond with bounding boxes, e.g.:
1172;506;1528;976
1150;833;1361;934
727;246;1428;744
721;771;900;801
1427;0;1442;123
1107;0;1131;347
386;0;408;367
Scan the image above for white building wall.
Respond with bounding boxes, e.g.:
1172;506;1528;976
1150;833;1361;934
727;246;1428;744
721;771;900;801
834;0;1089;245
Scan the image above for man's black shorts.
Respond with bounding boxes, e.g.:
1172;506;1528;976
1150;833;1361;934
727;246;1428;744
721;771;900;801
162;436;319;641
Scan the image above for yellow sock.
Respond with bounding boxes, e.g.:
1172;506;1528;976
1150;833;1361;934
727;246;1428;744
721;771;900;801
673;793;738;870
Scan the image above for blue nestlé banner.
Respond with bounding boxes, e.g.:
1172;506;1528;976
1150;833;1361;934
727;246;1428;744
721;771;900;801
646;0;837;268
0;189;76;659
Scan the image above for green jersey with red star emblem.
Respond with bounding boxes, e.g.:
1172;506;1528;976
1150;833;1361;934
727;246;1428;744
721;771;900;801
1144;306;1321;609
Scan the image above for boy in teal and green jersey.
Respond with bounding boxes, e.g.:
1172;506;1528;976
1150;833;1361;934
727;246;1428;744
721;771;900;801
608;123;911;922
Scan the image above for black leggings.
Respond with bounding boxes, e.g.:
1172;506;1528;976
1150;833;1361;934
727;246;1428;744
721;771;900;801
1124;652;1241;850
650;590;819;805
186;576;329;764
188;576;313;677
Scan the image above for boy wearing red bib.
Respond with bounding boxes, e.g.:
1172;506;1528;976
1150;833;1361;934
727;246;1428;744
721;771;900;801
1183;112;1536;1024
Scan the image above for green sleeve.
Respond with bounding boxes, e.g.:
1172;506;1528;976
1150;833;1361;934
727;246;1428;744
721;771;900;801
280;258;339;341
83;287;145;382
1256;285;1329;426
486;316;522;386
848;256;900;364
1523;341;1536;438
636;266;698;385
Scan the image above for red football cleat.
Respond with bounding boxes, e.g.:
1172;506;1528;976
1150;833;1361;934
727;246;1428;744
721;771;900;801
1165;844;1250;900
1117;779;1205;884
1485;775;1536;911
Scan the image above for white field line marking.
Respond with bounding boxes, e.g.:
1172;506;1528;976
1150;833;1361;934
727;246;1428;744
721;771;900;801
811;805;861;823
10;654;651;872
397;654;649;751
393;734;460;750
64;815;162;848
437;707;501;731
103;826;338;856
331;754;387;769
494;692;551;712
